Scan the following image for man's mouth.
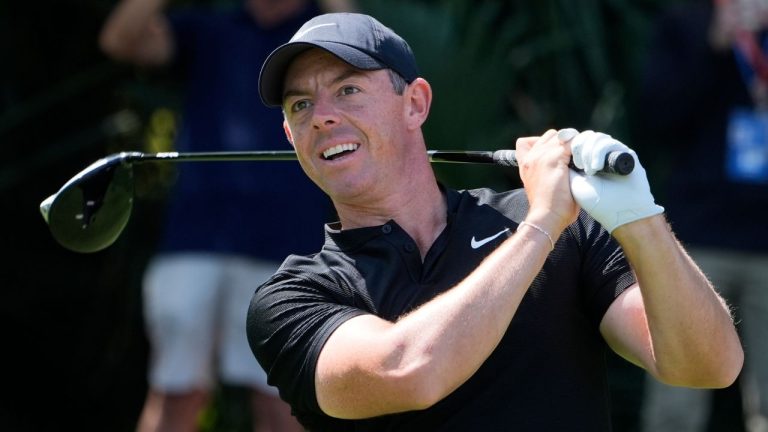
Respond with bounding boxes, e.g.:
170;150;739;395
322;143;360;160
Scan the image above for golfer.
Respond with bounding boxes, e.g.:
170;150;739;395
247;12;743;431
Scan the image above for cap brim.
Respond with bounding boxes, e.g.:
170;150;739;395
259;41;387;107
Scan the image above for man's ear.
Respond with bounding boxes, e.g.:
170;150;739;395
283;119;295;147
404;77;432;130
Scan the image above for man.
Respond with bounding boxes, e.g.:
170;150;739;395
247;12;744;431
99;1;354;431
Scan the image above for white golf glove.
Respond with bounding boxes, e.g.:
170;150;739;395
563;129;664;233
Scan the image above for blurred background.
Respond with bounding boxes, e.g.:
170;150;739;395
0;0;749;430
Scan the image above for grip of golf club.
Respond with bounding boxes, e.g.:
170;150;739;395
492;150;635;175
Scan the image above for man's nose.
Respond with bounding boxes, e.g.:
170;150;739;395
312;98;340;130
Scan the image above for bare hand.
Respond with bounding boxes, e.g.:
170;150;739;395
515;129;579;235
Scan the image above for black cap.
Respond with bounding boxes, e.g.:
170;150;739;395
258;13;419;107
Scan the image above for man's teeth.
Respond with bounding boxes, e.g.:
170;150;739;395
323;143;359;160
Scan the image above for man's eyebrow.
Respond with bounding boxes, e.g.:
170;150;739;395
282;68;370;102
282;87;305;102
332;69;367;85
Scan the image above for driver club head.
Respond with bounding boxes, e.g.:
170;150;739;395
41;154;136;253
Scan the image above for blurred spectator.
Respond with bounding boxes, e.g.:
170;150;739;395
99;0;355;430
638;1;768;431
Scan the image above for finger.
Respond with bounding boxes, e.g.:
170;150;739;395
515;136;539;152
570;130;596;171
533;129;559;154
516;129;557;159
539;128;558;144
558;128;579;142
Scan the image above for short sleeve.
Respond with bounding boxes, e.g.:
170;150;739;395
571;212;636;326
246;256;366;417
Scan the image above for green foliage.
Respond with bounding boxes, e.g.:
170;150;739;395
360;0;521;189
358;0;680;189
198;385;254;432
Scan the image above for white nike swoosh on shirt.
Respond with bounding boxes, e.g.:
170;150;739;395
292;23;338;41
470;228;510;249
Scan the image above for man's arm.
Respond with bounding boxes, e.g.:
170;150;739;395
99;0;173;66
316;221;556;418
314;130;578;419
564;130;743;388
600;216;743;388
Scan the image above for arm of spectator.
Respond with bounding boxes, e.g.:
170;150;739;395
99;0;173;66
319;0;359;12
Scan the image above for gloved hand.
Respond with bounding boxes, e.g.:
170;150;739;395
563;129;665;233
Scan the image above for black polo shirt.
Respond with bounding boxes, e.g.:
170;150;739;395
247;187;635;431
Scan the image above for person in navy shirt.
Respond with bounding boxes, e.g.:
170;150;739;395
100;1;354;430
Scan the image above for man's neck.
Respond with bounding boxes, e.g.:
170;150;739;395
335;178;447;259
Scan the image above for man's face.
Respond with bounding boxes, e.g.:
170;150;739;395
281;49;411;204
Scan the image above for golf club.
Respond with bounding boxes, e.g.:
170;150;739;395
39;148;634;253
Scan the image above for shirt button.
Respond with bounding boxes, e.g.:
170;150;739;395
382;224;392;234
404;242;416;253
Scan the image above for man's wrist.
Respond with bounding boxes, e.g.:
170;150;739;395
518;221;555;251
611;212;668;245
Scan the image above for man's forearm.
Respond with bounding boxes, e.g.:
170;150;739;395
317;221;559;418
612;215;743;387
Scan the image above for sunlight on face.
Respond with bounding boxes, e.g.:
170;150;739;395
281;49;411;204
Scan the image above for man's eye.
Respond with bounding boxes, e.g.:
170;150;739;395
291;99;311;113
340;86;360;96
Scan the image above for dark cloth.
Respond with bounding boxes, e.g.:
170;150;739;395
639;2;768;253
156;4;331;260
247;187;636;431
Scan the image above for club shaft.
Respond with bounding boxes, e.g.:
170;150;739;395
121;150;500;164
124;150;298;162
112;148;634;174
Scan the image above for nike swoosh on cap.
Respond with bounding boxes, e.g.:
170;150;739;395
292;23;338;41
470;228;510;249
